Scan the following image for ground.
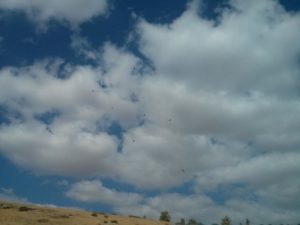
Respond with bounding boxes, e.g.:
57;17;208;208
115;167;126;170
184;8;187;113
0;201;170;225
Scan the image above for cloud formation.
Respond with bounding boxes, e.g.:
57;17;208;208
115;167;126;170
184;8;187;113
0;188;28;203
0;0;109;25
0;0;300;223
0;51;140;176
66;180;142;207
66;179;299;224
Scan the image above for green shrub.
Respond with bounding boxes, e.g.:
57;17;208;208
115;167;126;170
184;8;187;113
60;214;70;219
221;216;231;225
1;205;13;209
18;206;34;211
129;215;141;218
160;211;171;222
37;219;49;223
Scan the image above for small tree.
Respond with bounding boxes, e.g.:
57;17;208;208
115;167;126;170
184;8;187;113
188;218;198;225
180;218;186;225
160;211;171;222
246;219;250;225
221;216;231;225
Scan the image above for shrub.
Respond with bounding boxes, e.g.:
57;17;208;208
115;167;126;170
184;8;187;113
91;212;98;217
59;214;70;219
18;206;34;211
129;215;141;218
188;219;197;225
221;216;231;225
160;211;171;222
179;218;186;225
37;219;49;223
2;205;13;209
111;220;118;223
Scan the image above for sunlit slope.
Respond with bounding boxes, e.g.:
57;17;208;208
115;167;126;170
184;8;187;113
0;201;170;225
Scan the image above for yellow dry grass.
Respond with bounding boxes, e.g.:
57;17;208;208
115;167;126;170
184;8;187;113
0;201;170;225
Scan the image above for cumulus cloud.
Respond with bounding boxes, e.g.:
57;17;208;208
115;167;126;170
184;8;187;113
0;187;28;203
1;0;300;223
70;35;99;60
116;124;252;189
0;0;109;25
0;47;141;176
66;180;299;224
138;0;300;97
195;152;300;190
66;180;142;207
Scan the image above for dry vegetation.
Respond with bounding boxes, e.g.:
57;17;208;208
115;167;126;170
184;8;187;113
0;201;170;225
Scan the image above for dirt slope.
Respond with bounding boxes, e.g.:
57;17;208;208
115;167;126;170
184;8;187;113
0;201;170;225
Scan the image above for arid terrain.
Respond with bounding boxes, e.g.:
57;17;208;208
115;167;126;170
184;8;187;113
0;201;170;225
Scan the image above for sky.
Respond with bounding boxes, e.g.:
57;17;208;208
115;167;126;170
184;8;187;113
0;0;300;224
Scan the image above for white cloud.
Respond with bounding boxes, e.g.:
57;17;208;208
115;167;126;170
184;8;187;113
1;0;300;223
0;0;109;25
0;50;141;176
66;180;142;207
0;187;82;210
195;152;300;190
70;35;99;60
0;121;118;176
66;182;300;225
138;0;300;97
0;187;28;203
116;123;251;189
114;192;215;222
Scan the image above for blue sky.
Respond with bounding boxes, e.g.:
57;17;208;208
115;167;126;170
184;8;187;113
1;0;300;224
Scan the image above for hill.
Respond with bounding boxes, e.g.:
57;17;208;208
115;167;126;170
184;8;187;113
0;201;170;225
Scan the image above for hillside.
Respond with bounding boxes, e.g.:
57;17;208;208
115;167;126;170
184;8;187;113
0;201;170;225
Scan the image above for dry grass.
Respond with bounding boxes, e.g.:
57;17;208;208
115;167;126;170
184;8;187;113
0;201;170;225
